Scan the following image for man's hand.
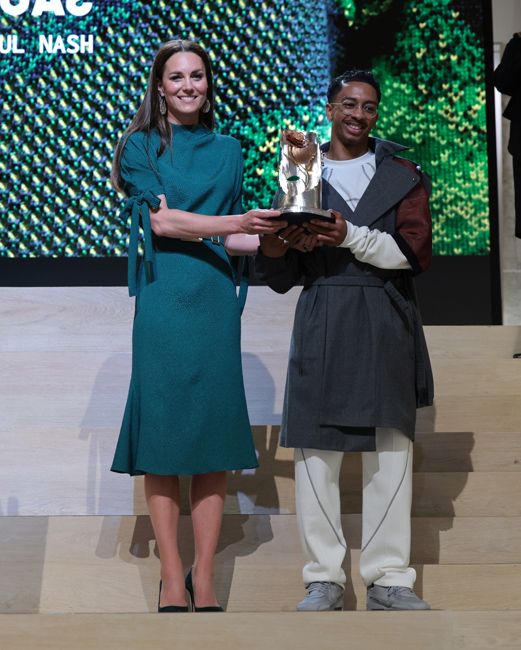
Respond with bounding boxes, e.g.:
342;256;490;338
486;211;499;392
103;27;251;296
259;225;320;257
285;227;319;253
259;225;300;258
307;210;347;246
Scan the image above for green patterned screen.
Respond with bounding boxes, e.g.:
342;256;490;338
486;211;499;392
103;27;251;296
0;0;490;258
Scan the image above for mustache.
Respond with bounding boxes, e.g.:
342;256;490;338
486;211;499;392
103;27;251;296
344;119;367;127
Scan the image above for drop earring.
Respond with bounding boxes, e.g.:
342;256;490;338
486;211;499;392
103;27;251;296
159;95;167;116
202;99;211;114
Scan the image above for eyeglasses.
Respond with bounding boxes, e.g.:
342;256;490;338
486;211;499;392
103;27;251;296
329;100;378;117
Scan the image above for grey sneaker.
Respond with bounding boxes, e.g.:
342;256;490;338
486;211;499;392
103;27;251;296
296;582;344;611
367;584;431;611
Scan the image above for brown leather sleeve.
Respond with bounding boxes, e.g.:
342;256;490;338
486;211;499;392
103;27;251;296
392;159;432;275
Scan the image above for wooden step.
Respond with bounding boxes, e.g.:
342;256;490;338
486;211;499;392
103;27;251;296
265;430;521;473
4;459;521;518
3;423;521;516
228;468;521;517
2;515;521;614
411;431;521;472
229;562;521;613
3;350;521;432
1;611;520;650
121;470;521;518
416;397;521;434
2;287;521;358
2;288;521;432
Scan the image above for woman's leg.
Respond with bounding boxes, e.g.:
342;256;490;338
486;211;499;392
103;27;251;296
144;473;187;607
190;471;227;607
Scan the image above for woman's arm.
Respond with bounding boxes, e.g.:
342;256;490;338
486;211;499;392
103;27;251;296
119;134;283;239
150;195;284;238
224;233;261;255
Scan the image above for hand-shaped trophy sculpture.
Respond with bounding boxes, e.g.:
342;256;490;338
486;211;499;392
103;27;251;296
273;129;334;225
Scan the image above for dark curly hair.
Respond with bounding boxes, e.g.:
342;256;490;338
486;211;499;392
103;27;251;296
327;69;381;104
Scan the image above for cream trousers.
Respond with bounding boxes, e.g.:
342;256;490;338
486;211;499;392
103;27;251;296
294;427;416;588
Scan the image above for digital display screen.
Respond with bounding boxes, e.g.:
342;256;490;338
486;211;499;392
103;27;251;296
0;0;490;259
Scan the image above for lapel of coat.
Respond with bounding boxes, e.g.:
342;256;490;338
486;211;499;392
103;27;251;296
320;137;421;228
351;156;420;228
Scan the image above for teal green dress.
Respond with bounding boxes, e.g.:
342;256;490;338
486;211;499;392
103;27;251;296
111;124;258;476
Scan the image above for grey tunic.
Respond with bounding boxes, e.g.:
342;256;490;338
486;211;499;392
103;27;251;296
255;138;434;452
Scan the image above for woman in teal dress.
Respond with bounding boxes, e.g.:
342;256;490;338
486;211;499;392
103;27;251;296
110;39;283;612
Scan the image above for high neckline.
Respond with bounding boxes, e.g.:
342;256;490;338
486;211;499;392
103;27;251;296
168;123;212;139
170;123;206;131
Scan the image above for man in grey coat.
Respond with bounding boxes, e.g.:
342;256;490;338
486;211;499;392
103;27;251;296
255;70;434;611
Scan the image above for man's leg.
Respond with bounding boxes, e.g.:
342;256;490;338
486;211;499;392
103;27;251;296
361;427;429;610
294;447;346;611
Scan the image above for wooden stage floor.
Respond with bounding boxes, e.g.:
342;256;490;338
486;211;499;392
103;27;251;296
1;287;521;648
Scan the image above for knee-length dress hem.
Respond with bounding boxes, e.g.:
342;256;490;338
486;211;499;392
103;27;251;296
110;460;259;478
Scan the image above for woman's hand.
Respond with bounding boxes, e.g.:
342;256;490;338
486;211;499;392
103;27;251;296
240;209;286;235
307;210;347;246
149;199;285;241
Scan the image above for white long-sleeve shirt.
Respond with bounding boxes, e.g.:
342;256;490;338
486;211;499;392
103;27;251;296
322;152;411;270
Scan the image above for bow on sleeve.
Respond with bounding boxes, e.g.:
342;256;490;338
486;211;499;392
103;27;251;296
121;190;161;297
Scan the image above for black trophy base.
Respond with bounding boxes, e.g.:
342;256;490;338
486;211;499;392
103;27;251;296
277;207;334;226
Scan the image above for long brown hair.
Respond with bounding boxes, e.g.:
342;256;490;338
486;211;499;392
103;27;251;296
111;39;215;192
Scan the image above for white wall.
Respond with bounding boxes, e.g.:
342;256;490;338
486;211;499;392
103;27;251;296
492;0;521;44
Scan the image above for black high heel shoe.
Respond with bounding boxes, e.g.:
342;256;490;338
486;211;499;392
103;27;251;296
185;569;224;612
157;580;189;613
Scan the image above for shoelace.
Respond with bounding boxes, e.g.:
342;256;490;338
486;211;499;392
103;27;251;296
386;586;413;597
307;582;335;595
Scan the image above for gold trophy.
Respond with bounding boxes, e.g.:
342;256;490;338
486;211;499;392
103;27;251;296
273;129;334;225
